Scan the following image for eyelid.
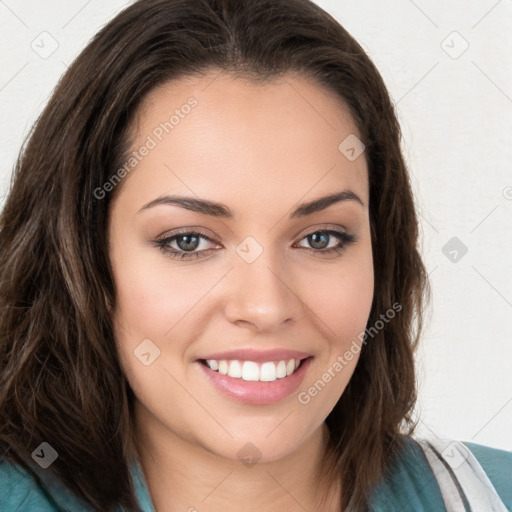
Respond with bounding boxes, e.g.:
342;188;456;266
152;223;357;260
296;223;351;238
155;226;219;242
156;223;352;245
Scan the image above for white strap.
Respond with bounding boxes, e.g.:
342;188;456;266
416;438;508;512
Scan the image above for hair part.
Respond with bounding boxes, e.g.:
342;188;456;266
0;1;430;510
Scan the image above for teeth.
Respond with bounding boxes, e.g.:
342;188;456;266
208;359;219;371
260;362;276;382
276;360;287;378
242;361;260;381
204;358;303;382
218;360;228;375
228;360;242;378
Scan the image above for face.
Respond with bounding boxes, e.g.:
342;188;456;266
108;71;374;463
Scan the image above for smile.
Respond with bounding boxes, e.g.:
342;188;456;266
202;358;301;382
195;356;314;405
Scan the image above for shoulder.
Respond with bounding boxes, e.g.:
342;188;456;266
0;458;91;512
461;440;512;509
368;435;512;511
0;458;56;512
414;437;512;511
367;435;447;510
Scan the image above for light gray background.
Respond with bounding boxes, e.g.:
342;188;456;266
1;0;511;450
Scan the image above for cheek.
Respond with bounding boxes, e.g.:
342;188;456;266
301;240;374;348
110;247;227;407
110;261;197;423
111;250;214;342
296;247;373;415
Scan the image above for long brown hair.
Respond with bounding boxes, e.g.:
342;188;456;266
0;0;430;510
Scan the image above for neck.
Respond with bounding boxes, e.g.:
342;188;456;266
132;401;341;512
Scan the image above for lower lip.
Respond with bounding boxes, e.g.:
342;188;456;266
195;357;313;405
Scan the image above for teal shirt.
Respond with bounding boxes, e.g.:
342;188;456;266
1;438;511;511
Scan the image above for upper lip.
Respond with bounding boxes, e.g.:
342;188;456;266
198;348;312;363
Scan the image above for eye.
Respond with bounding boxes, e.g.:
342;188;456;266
153;230;220;260
294;229;357;256
152;227;357;261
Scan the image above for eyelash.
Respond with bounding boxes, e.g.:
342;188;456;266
152;227;357;261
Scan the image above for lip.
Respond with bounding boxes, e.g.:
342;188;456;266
195;356;314;405
197;348;312;363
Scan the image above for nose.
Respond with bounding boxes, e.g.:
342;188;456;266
223;248;304;333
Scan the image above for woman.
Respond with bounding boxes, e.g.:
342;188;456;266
0;0;510;511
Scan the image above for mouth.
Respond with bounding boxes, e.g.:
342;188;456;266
198;357;309;381
194;356;314;405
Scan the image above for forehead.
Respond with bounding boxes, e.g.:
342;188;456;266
117;71;368;215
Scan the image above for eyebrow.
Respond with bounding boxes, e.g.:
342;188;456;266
137;189;364;219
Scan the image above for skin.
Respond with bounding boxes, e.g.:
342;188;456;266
108;70;374;512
